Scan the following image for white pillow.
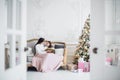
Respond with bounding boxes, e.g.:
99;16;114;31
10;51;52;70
27;47;32;54
55;49;64;56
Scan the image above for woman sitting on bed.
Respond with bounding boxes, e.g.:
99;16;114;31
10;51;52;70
32;38;62;72
35;38;53;54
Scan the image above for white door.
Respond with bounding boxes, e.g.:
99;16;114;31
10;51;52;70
0;0;27;80
91;0;120;80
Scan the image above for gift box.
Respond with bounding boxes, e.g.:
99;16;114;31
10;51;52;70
84;62;90;72
67;64;77;71
78;62;84;69
78;62;90;72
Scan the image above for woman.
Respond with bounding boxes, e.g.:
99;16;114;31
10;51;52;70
32;38;63;72
34;38;51;54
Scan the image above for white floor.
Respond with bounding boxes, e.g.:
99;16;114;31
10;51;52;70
27;70;90;80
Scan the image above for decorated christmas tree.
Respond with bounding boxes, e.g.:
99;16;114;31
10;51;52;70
73;15;90;64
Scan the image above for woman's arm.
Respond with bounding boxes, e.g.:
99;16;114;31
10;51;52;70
35;44;47;54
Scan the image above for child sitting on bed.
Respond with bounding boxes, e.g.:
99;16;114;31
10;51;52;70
44;41;55;53
45;48;55;53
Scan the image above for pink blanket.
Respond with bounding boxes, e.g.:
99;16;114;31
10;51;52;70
32;53;63;72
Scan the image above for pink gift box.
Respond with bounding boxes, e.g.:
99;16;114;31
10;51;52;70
78;62;90;72
84;62;90;72
78;62;84;69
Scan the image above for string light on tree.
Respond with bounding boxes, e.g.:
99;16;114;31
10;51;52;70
73;15;90;64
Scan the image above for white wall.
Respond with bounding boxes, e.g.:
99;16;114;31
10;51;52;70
27;0;90;44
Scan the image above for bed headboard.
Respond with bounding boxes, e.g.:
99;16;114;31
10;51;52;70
27;39;38;54
27;38;66;53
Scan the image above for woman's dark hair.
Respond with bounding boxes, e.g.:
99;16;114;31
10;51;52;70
34;38;45;55
36;38;45;45
47;41;52;48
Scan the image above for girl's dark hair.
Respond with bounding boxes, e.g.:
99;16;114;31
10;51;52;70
34;38;45;55
47;41;52;48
